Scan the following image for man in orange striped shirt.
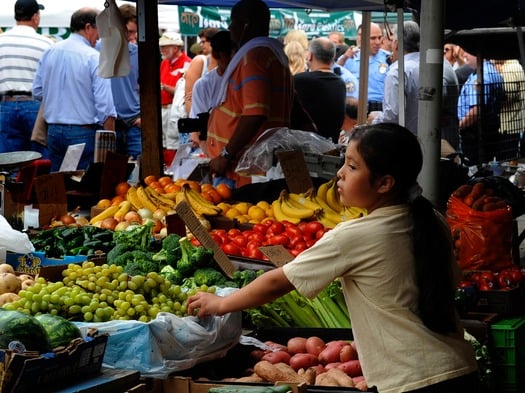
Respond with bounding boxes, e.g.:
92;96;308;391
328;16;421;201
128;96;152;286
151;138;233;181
206;0;293;187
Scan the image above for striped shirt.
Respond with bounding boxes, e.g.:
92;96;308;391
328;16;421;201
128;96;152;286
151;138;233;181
0;25;53;93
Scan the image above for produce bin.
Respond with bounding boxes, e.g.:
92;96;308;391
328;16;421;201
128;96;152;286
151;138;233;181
472;285;525;315
490;316;525;393
164;377;305;393
0;333;108;393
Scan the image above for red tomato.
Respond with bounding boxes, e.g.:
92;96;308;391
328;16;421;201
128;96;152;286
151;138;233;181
249;232;266;244
222;242;241;256
262;219;274;227
281;220;297;228
246;240;262;250
289;235;303;248
210;233;223;245
294;241;308;252
212;229;229;243
509;269;524;283
227;228;242;238
247;248;264;260
253;224;267;234
233;235;248;248
305;239;316;248
297;221;308;233
305;221;324;234
289;249;302;257
190;238;201;246
269;221;285;235
285;225;303;238
268;234;289;246
315;229;328;240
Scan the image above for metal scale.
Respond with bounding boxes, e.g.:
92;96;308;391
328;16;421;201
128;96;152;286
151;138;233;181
0;151;41;228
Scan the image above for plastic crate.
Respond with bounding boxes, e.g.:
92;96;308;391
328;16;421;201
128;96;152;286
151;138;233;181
490;316;525;393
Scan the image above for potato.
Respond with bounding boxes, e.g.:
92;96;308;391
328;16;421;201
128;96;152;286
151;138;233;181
262;350;291;364
338;360;362;378
325;368;355;387
0;264;15;274
355;380;369;391
0;292;20;306
305;336;325;356
287;336;307;354
0;272;21;295
253;360;305;383
314;372;339;386
289;353;319;371
21;279;34;290
264;341;288;352
18;274;33;282
324;362;342;370
250;349;266;361
340;344;358;362
318;343;345;364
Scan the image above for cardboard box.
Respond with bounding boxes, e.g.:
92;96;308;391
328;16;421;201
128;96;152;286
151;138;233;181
163;377;305;393
0;333;108;393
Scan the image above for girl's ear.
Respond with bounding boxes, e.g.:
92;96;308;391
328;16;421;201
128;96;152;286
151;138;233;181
376;174;395;194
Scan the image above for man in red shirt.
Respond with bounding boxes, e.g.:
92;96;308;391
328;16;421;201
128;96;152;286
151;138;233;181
159;32;191;167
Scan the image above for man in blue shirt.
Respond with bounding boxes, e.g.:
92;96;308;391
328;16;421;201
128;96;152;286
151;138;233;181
336;22;390;112
33;7;116;172
457;51;505;164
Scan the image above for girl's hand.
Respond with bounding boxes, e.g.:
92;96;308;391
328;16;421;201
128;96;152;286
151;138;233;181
187;291;223;317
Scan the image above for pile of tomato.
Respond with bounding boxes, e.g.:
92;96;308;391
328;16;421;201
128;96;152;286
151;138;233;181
207;220;329;260
459;267;525;291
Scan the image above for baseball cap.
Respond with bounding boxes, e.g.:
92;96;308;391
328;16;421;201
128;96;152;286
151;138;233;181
159;32;184;47
15;0;44;20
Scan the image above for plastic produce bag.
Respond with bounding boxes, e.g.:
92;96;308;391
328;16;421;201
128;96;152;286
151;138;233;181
235;127;337;176
0;214;35;253
73;287;242;379
446;195;514;271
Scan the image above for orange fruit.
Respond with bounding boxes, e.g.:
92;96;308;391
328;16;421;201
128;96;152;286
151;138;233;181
96;198;112;209
144;175;157;186
115;181;131;196
215;183;232;201
225;207;241;219
158;176;173;187
111;195;125;206
206;189;222;204
200;183;214;193
164;183;181;194
149;181;162;190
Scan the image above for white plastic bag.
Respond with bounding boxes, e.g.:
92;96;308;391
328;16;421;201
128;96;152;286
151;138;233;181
0;214;35;253
74;287;242;379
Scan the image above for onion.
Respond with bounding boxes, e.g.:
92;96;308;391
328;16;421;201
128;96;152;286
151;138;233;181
60;214;76;225
101;217;118;230
137;208;153;220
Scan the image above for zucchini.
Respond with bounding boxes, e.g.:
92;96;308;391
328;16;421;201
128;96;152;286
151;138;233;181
208;384;292;393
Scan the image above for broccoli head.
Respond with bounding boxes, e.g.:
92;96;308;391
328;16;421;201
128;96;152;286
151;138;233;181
176;236;214;276
113;221;155;251
160;265;184;285
152;233;182;266
231;269;261;288
193;267;227;287
106;243;131;266
111;250;158;276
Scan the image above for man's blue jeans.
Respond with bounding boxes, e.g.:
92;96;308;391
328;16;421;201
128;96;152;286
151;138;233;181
0;99;40;153
47;124;96;172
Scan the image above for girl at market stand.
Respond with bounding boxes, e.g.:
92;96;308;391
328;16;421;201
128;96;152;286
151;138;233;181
187;123;479;393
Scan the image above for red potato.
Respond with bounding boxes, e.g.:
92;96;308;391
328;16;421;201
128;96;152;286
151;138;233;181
262;350;291;364
338;360;362;378
289;353;319;371
311;364;326;375
305;336;326;356
287;337;308;354
323;362;342;370
339;344;358;362
318;344;344;365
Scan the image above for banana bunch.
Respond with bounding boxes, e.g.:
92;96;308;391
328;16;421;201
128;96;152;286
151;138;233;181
143;186;177;213
181;183;222;216
271;190;320;225
285;179;367;229
89;204;120;224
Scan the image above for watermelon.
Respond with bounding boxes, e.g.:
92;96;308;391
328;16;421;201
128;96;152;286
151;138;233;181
35;314;82;349
0;309;52;353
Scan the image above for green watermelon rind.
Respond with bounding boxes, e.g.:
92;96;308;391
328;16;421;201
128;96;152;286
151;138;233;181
35;314;82;349
0;309;52;353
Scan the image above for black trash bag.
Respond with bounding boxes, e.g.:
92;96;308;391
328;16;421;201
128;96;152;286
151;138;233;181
468;175;525;218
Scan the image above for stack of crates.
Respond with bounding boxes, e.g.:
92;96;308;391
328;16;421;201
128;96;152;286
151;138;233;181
490;316;525;392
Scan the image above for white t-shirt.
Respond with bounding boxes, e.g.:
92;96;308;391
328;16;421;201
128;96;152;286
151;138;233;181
283;204;477;393
189;67;222;118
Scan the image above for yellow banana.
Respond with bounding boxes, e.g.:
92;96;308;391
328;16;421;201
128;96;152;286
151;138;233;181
342;206;367;220
317;210;339;229
271;199;300;225
288;191;323;211
183;185;221;216
144;186;176;212
280;191;317;220
162;192;180;201
136;186;158;212
316;178;333;203
175;191;185;205
325;181;343;212
126;186;143;210
89;205;120;224
113;200;132;221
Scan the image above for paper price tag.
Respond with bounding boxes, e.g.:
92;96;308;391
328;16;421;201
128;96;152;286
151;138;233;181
259;245;294;267
175;200;236;278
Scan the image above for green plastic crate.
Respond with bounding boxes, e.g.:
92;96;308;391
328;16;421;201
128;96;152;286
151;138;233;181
490;316;525;393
